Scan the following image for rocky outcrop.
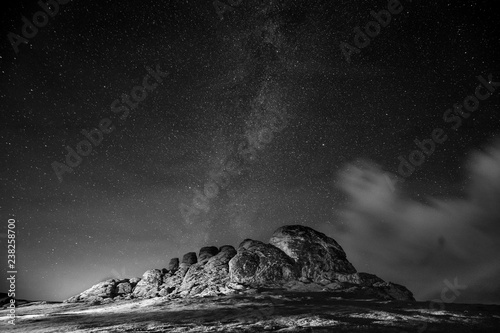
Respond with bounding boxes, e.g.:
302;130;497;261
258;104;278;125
168;258;179;271
65;279;121;303
182;252;197;265
116;281;132;295
229;239;298;287
269;225;356;282
129;277;141;286
371;281;415;301
66;225;415;303
159;263;190;296
198;246;219;261
158;251;200;296
219;245;235;253
132;269;163;298
356;272;385;285
177;245;237;297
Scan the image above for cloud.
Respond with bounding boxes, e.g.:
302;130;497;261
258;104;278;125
332;140;500;304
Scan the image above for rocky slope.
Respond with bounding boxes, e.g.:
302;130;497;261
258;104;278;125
65;225;414;304
3;289;500;332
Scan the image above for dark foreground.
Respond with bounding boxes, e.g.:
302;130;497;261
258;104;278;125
1;290;499;332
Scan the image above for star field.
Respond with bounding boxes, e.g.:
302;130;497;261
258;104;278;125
0;0;499;302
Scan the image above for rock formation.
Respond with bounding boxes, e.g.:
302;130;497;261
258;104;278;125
132;269;163;298
229;239;297;286
66;225;415;304
269;225;357;280
177;245;236;297
168;258;179;271
181;252;197;265
198;246;219;261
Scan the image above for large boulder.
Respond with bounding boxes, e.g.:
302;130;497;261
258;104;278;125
65;279;120;303
269;225;356;282
116;281;132;295
356;272;385;285
354;272;414;301
327;272;414;301
373;281;415;301
160;252;199;296
132;269;163;298
229;239;298;287
129;277;141;288
177;245;237;297
198;246;219;261
219;245;235;253
168;258;179;271
182;252;197;265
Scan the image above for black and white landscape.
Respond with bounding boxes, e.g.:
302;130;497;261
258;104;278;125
1;0;500;332
2;225;500;332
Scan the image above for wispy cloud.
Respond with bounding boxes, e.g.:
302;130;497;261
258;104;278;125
332;139;500;303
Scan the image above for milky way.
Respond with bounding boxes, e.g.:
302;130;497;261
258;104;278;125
1;0;499;303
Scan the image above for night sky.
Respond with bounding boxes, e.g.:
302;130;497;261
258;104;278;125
1;0;499;304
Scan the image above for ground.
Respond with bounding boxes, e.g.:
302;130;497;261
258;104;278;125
1;290;499;332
